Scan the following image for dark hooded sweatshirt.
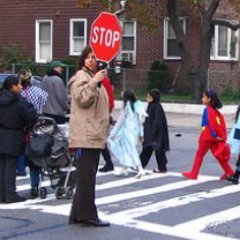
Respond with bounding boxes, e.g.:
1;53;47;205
0;89;37;156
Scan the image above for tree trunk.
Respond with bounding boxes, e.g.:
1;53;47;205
166;0;221;101
191;14;212;101
188;71;207;102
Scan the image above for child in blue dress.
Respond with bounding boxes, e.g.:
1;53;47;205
107;90;147;178
227;105;240;184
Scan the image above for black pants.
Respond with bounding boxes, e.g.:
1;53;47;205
69;148;100;222
236;154;240;167
140;146;167;172
0;155;18;202
101;145;113;167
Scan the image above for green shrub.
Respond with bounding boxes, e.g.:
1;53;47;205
0;44;26;71
220;83;240;103
147;60;171;92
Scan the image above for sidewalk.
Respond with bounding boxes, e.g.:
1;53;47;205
113;100;237;128
164;112;235;128
114;101;238;114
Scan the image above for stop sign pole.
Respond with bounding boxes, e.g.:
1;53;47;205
89;12;122;63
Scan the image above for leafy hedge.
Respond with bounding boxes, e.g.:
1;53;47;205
148;60;171;92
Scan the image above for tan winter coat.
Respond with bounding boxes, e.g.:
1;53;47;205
68;67;109;149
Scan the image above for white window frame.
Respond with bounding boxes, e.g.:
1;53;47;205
35;20;53;63
116;20;137;64
69;18;87;56
164;17;186;60
210;25;239;61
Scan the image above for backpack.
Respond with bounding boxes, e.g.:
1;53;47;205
28;133;54;159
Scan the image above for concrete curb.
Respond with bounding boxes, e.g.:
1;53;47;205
114;100;238;115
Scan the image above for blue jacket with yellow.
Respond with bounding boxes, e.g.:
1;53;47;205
200;105;230;162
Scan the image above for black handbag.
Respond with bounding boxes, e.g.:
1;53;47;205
233;128;240;140
28;134;54;159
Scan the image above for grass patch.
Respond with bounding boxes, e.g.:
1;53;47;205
114;89;240;105
114;89;193;103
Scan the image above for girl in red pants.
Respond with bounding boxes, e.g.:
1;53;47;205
182;89;234;180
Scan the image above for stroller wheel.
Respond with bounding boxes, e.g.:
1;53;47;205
55;187;65;200
39;187;47;199
66;187;74;199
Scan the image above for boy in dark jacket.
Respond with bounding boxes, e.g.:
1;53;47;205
0;75;37;203
140;88;170;173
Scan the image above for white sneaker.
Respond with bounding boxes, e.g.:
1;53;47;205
114;168;128;176
135;170;145;179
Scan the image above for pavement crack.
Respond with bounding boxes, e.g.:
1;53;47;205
0;218;65;240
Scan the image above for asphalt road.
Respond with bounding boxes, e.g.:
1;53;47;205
0;112;239;240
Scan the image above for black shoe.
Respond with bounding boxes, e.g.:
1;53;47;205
99;165;114;172
80;219;110;227
153;169;167;173
16;171;27;177
30;187;39;198
5;195;26;203
227;175;239;185
69;219;82;225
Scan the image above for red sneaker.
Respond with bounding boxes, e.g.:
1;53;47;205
182;172;198;180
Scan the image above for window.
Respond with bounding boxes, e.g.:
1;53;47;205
164;18;186;59
69;19;87;55
116;21;136;64
211;25;239;61
35;20;52;63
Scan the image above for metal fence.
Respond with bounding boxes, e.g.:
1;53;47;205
207;70;240;93
11;63;240;99
109;68;240;98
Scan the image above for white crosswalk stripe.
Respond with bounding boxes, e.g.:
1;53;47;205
1;169;240;240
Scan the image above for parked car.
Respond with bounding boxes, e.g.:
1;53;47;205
0;73;42;88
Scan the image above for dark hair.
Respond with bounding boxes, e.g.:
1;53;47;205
123;89;136;111
149;88;161;102
21;80;31;89
78;45;92;70
203;88;222;109
3;75;19;90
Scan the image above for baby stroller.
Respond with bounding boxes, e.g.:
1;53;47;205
28;116;76;199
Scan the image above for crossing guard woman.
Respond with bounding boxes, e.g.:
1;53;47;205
68;46;110;227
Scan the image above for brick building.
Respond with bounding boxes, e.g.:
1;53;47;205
0;0;239;92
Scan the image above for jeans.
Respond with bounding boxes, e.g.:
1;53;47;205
26;156;41;188
17;155;26;175
29;165;40;188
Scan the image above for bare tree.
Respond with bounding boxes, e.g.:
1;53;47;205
167;0;240;100
78;0;240;100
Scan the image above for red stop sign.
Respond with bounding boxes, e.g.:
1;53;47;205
89;12;122;63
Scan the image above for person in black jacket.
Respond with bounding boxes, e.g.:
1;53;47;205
140;88;170;173
0;75;37;203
